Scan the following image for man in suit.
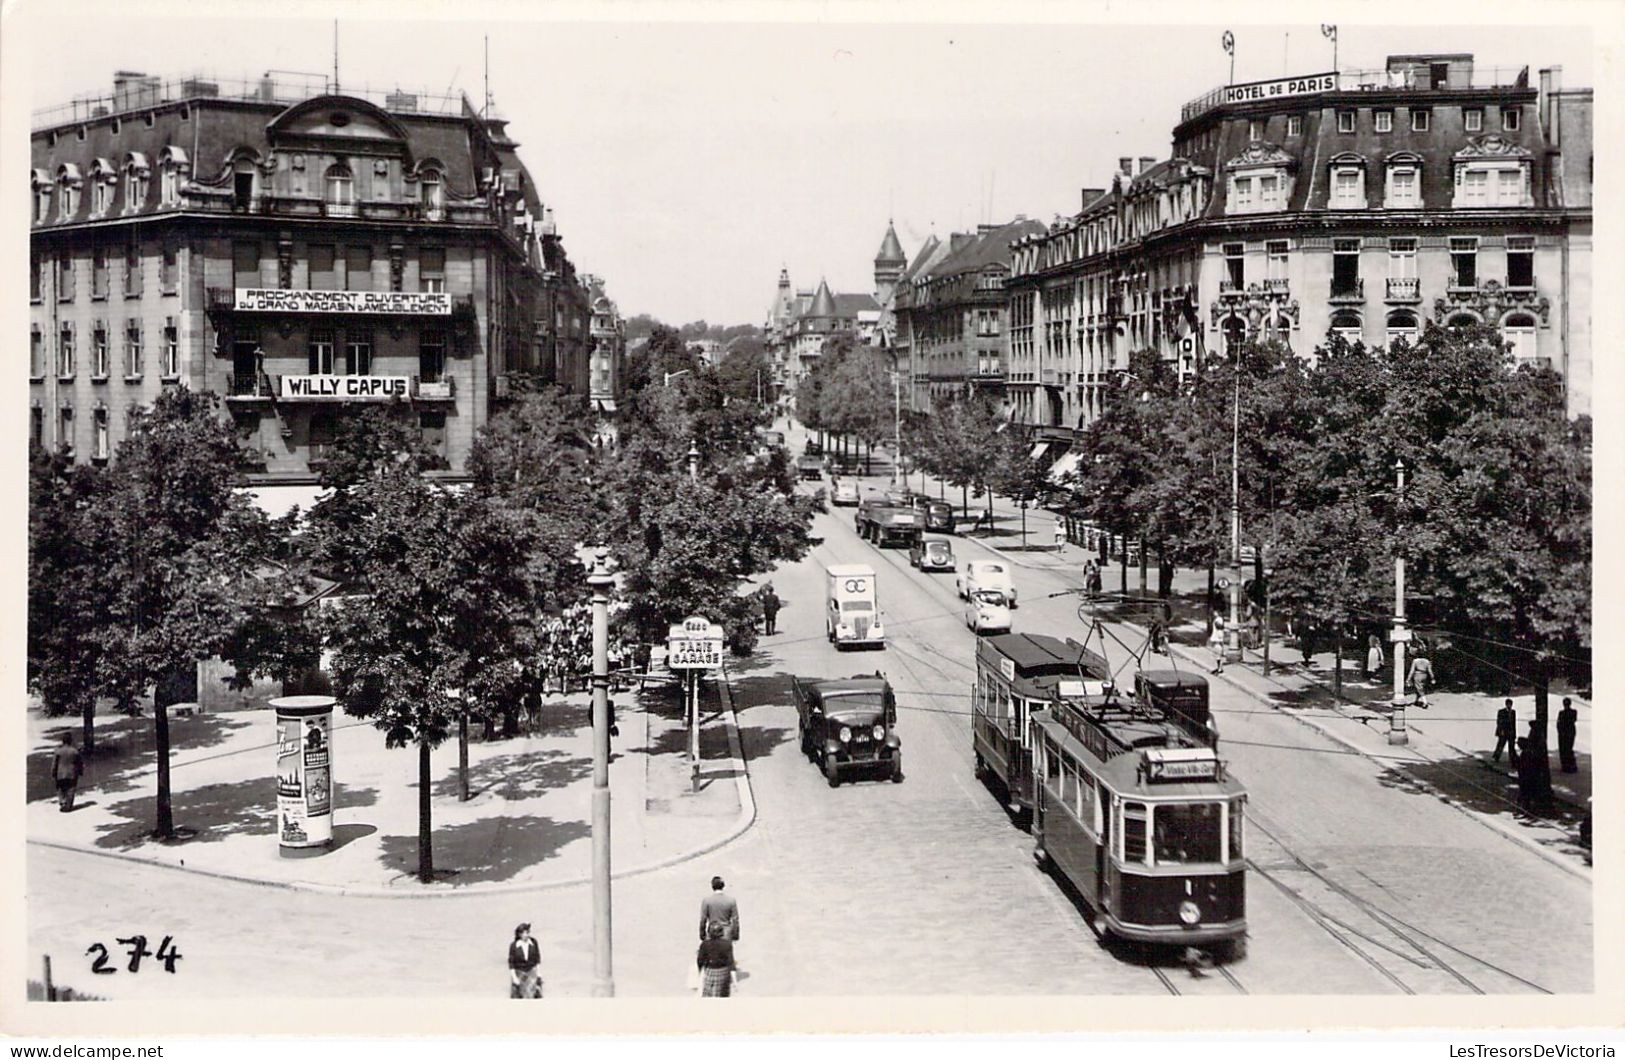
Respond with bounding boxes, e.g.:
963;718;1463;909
1493;699;1517;764
51;733;83;812
699;876;740;942
760;585;782;637
508;923;542;998
1556;697;1579;774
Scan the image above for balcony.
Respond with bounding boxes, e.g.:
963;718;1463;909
1329;278;1365;304
1385;277;1421;304
414;375;454;401
1263;277;1291;295
226;371;273;401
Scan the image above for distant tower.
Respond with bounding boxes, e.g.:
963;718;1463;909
768;266;796;331
874;220;907;305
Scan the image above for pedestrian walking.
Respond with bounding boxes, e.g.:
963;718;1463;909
1493;698;1518;764
1365;634;1386;680
1407;651;1434;708
50;733;83;812
1208;618;1227;675
695;920;737;997
508;923;542;998
760;583;782;637
1054;524;1066;552
699;875;740;942
1557;697;1579;774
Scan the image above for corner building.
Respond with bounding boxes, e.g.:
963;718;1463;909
1007;54;1592;431
30;72;585;499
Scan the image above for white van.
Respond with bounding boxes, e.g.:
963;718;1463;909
826;563;885;649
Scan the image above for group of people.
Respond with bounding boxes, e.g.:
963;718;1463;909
505;875;743;999
1494;696;1582;814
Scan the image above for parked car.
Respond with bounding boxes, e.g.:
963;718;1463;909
965;589;1012;635
909;537;956;571
956;559;1017;607
832;480;861;506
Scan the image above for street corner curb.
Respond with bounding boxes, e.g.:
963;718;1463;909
28;675;764;900
1163;643;1591;883
974;537;1074;574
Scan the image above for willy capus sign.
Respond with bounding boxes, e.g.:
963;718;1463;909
1222;72;1336;105
280;375;411;402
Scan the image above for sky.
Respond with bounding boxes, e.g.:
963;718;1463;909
15;0;1601;327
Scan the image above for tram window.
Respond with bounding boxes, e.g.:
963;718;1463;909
1122;802;1148;864
1045;742;1060;781
1060;761;1077;806
1152;803;1223;865
1229;799;1245;860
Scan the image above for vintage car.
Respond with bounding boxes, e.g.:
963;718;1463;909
924;501;956;533
909;537;956;572
965;589;1013;635
796;454;826;481
831;480;861;507
790;673;903;786
956;559;1018;607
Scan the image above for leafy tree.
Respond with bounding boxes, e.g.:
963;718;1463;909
624;324;700;394
28;450;114;751
89;388;271;838
717;339;772;407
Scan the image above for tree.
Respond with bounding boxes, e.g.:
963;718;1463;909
716;339;772;407
28;450;113;751
89;388;271;838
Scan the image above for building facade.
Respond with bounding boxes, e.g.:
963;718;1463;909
894;218;1044;412
30;71;598;501
1007;54;1593;433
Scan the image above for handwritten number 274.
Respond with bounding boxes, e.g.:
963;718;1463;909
86;935;182;974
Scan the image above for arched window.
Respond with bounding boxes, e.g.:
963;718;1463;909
1447;312;1478;331
1386;310;1418;347
1330;310;1363;344
123;152;150;212
325;164;354;215
56;163;82;221
157;146;189;207
419;168;444;220
1503;313;1537;364
31;168;52;224
1221;316;1247;355
89;159;115;218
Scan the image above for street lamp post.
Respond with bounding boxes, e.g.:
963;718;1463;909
663;368;692;387
686;442;701;789
891;372;902;486
1227;352;1243;662
585;549;617;996
1389;459;1410;746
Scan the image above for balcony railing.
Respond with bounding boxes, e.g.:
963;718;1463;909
226;371;272;399
1263;277;1291;294
1180;65;1533;124
1385;277;1421;303
1329;278;1365;302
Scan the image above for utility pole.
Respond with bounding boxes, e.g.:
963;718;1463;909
1389;459;1410;746
1227;354;1243;663
891;372;902;486
586;550;617;995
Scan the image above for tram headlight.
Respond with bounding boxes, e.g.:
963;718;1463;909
1178;900;1202;926
839;726;852;743
872;724;886;741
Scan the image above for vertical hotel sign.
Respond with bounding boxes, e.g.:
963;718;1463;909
271;695;336;855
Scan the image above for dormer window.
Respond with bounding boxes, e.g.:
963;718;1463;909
56;163;82;221
325;164;354;216
123;153;150;212
1464;108;1483;132
1336;110;1356;133
157;146;189;207
1225;142;1295;216
89;159;115;217
419;168;444;220
1411;109;1431;132
1248;119;1264;142
31;168;51;224
1287;115;1303;137
1501;106;1521;131
1384;152;1423;209
1374;110;1393;133
1328;153;1367;210
1453;137;1532;208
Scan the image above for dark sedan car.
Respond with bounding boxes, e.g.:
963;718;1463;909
924;501;955;533
909;537;956;572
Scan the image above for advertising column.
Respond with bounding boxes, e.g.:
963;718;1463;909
270;695;336;856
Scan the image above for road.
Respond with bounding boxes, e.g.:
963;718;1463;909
26;429;1590;1000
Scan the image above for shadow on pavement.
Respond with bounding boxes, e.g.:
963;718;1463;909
431;750;591;801
26;713;254;804
1375;751;1586;829
378;814;591;885
89;779;378;851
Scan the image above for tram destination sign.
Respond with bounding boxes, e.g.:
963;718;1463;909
1144;747;1219;782
235;289;452;315
280;375;412;402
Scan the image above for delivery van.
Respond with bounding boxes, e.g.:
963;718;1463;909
826;563;885;649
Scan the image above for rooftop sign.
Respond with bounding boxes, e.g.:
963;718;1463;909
1222;72;1337;105
235;289;452;315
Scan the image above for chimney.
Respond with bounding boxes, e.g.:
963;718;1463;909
1080;187;1104;210
1118;156;1133;176
1139;156;1157;175
1539;66;1562;141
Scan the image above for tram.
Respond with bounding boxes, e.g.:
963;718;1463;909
1031;692;1247;958
972;633;1112;819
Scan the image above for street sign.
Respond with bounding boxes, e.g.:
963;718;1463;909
667;615;724;670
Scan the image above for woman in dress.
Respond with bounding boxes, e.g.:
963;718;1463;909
696;919;736;996
1365;634;1385;680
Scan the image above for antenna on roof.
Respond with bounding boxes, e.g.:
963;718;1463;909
483;35;490;118
332;20;340;93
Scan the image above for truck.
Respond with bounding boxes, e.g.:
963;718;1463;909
854;498;922;549
791;672;903;786
825;563;885;649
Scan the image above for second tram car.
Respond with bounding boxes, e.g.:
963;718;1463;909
1032;694;1247;958
972;634;1112;817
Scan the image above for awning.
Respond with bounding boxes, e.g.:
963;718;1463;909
1047;451;1084;485
239;484;332;521
1028;441;1051;461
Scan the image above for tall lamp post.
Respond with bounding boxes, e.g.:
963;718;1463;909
891;372;902;486
686;442;701;789
1389;459;1410;746
1227;348;1243;662
585;549;617;996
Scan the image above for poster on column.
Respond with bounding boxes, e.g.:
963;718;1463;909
272;696;335;851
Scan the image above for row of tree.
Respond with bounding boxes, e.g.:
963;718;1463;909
28;323;816;881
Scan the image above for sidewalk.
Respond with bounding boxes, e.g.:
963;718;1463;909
25;674;755;896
